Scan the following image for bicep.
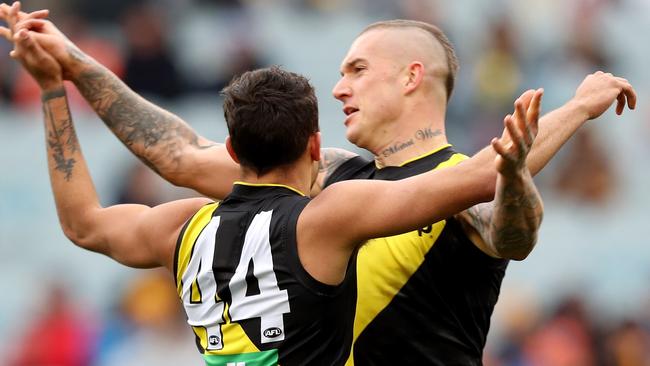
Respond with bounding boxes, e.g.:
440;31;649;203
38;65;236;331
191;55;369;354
305;179;425;246
89;198;212;269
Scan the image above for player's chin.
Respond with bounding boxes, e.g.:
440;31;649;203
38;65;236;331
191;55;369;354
344;125;361;145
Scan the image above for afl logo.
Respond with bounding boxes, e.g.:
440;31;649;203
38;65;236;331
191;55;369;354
263;327;283;338
208;335;221;346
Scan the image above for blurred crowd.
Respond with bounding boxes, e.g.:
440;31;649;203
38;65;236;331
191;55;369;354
1;0;649;364
6;277;650;365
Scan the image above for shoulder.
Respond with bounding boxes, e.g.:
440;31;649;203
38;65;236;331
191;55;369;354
321;150;373;187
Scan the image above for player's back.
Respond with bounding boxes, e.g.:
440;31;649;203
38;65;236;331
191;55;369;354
175;182;357;366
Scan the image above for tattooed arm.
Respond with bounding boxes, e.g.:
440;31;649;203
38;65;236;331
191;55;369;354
457;92;545;260
311;148;359;196
70;55;244;199
1;12;239;198
12;29;210;270
457;172;543;261
5;15;363;199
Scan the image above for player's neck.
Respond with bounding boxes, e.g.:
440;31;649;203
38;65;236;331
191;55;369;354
238;161;312;196
373;122;448;169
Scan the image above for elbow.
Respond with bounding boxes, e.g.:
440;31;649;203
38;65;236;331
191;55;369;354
61;222;93;250
495;215;543;261
496;234;538;261
495;218;542;261
58;215;101;252
503;239;537;262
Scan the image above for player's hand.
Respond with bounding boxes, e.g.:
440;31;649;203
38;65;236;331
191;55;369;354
1;2;85;81
0;2;49;41
571;71;636;119
10;28;63;91
492;89;543;176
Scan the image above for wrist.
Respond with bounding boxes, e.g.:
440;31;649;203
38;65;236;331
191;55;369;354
41;85;66;102
64;45;93;82
40;79;65;94
499;165;528;182
564;98;591;122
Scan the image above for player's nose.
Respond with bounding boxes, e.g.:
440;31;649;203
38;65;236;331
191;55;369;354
332;78;351;101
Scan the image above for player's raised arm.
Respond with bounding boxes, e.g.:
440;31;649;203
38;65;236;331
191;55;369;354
456;91;544;260
11;27;210;270
527;71;635;175
1;3;239;199
456;74;635;260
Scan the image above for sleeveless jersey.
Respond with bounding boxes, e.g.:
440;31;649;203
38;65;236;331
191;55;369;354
325;145;509;366
174;183;357;366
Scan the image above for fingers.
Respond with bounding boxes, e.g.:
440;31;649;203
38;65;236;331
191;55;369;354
24;9;49;20
621;83;637;111
491;137;508;157
616;92;625;115
10;28;35;59
7;2;20;30
611;77;637;115
512;89;535;122
505;114;527;154
526;88;543;137
513;99;533;146
0;26;10;41
15;18;47;33
518;89;535;111
614;77;636;108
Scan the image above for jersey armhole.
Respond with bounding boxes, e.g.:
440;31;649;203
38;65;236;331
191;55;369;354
283;197;354;297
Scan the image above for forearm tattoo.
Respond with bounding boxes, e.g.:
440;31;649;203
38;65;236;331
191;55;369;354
466;174;543;258
71;51;216;173
43;89;78;181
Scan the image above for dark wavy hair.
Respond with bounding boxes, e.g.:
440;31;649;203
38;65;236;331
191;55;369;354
222;66;319;175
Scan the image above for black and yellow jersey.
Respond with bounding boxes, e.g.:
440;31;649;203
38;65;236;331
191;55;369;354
174;183;357;366
325;145;508;366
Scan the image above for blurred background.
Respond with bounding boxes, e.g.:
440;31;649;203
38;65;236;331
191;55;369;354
0;0;649;364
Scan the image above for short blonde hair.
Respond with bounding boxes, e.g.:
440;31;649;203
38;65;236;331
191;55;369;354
362;20;459;102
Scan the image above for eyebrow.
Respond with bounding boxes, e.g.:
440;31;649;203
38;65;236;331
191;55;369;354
340;58;368;76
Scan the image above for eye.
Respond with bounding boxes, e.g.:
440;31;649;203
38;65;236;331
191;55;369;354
354;65;366;73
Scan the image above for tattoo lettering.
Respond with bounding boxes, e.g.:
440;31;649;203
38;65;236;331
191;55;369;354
381;139;414;158
43;91;78;181
415;128;442;141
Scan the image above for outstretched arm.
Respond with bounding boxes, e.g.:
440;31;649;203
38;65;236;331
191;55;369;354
2;8;357;199
0;6;238;198
457;91;544;260
458;73;635;260
527;72;636;175
10;28;210;270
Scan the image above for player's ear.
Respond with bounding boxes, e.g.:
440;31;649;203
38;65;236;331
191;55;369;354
309;132;321;162
225;136;240;164
404;61;424;95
